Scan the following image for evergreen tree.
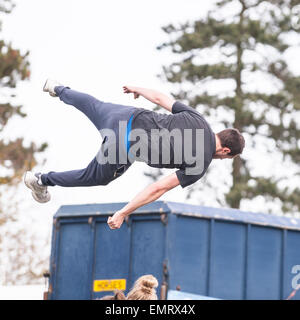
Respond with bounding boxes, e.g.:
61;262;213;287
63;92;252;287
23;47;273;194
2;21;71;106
0;0;48;284
0;0;47;188
157;0;300;213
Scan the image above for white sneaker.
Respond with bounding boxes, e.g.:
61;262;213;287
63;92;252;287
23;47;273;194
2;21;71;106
24;171;51;203
43;79;62;97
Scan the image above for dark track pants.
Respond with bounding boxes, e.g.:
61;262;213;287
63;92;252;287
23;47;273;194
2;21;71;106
41;86;137;187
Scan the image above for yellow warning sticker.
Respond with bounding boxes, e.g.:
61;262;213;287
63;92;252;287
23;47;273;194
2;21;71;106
93;279;126;292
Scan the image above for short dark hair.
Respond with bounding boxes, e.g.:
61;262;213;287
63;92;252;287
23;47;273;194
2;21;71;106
217;128;245;156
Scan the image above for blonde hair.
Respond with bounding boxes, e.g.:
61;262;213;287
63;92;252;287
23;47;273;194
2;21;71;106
126;274;158;300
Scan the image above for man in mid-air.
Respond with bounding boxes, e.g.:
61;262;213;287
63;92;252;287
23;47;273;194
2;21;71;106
24;79;245;230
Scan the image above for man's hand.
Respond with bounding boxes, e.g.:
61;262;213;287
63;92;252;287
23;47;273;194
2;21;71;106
123;86;140;99
107;210;126;230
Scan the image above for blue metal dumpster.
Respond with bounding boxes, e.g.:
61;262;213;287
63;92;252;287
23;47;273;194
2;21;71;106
47;201;300;300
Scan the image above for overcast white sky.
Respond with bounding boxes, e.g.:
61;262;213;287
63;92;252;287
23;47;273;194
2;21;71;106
1;0;299;236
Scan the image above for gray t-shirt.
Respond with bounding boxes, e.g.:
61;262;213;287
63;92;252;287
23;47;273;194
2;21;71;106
130;101;216;188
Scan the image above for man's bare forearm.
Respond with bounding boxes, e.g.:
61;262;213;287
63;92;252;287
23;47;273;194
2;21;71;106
132;87;163;104
118;184;167;217
131;86;175;112
107;173;180;230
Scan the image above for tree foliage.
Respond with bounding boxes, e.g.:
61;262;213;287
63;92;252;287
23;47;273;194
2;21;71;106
158;0;300;213
0;0;48;285
0;0;47;187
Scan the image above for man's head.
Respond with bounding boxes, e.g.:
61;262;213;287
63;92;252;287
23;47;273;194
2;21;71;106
213;128;245;160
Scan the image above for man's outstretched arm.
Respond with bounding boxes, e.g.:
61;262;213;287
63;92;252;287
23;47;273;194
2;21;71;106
107;172;180;229
123;85;176;112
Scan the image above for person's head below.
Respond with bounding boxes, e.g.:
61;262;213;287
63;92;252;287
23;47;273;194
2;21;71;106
99;290;126;300
126;274;158;300
99;274;158;300
214;128;245;160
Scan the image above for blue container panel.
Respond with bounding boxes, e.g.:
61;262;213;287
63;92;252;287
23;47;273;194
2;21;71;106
93;220;131;299
55;221;92;300
284;230;300;300
247;226;282;300
50;201;300;300
130;218;165;293
169;216;210;296
210;221;246;299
